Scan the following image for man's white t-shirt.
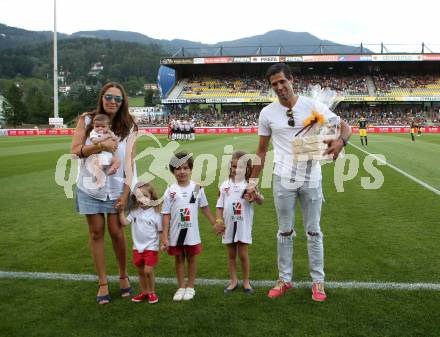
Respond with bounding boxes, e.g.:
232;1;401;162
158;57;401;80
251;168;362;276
216;179;254;244
258;96;339;181
162;181;209;246
126;207;162;252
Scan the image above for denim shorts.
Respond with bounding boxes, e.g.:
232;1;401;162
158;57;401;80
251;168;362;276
75;187;119;215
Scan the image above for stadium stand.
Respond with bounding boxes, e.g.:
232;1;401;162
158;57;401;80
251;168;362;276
165;106;259;127
172;74;370;100
168;73;440;100
291;74;368;96
180;76;271;99
153;64;440;128
374;74;440;96
335;106;429;126
134;106;437;127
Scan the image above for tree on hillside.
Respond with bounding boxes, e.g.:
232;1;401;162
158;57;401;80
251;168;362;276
0;38;165;123
0;38;163;84
25;86;51;124
144;89;154;106
59;83;100;123
80;85;99;111
124;78;144;96
2;99;13;125
2;83;26;126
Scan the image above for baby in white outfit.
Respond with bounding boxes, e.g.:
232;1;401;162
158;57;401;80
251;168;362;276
89;114;120;182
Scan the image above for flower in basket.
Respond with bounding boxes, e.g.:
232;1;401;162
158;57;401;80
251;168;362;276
295;110;326;137
292;107;339;162
303;110;326;127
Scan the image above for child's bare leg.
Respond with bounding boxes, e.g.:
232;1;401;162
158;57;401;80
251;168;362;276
91;156;106;188
107;156;120;175
137;265;148;294
175;254;185;288
144;265;155;293
238;243;251;289
226;243;238;289
187;254;198;288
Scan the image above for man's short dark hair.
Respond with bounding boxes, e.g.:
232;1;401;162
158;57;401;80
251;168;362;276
265;63;293;83
169;151;193;172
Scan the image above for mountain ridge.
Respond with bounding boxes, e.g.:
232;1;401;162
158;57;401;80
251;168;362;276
0;23;370;54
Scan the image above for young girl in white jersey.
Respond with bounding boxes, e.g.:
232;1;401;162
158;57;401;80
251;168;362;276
216;151;263;293
119;182;162;304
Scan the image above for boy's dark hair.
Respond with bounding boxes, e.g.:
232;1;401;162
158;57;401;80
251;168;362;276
265;62;293;83
169;151;193;172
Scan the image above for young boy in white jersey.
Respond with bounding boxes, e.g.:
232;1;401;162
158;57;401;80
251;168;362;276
216;151;263;294
161;152;224;301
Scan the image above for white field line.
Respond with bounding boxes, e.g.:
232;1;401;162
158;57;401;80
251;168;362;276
348;142;440;196
1;271;440;291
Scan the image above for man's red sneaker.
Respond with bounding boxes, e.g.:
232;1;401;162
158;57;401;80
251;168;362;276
131;292;148;303
312;282;327;302
267;280;293;298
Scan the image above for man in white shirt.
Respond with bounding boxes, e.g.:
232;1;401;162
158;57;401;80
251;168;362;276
247;63;351;301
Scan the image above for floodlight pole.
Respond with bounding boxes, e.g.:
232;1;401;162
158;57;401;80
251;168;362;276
53;0;59;118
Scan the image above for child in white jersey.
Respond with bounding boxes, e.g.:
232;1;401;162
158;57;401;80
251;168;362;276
216;151;263;293
119;182;162;304
161;152;224;301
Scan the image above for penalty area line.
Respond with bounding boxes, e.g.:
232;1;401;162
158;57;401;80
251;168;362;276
348;142;440;196
1;271;440;291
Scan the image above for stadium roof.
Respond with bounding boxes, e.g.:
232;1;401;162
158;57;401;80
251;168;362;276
167;42;440;58
161;53;440;66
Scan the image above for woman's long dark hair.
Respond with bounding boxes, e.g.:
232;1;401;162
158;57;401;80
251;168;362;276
85;82;137;139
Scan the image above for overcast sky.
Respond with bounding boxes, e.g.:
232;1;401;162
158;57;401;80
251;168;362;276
1;0;439;52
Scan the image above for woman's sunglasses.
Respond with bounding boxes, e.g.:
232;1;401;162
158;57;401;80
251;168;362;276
103;94;124;103
286;109;295;127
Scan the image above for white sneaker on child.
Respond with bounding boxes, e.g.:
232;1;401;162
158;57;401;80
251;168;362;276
183;288;195;301
173;288;186;301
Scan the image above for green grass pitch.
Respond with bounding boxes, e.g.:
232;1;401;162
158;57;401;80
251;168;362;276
0;133;439;336
128;96;145;107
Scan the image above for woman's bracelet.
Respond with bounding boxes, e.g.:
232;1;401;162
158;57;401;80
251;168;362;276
215;218;223;224
95;142;103;152
248;178;258;188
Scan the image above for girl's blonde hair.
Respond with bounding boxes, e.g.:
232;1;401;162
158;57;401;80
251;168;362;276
131;182;161;212
229;151;252;182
